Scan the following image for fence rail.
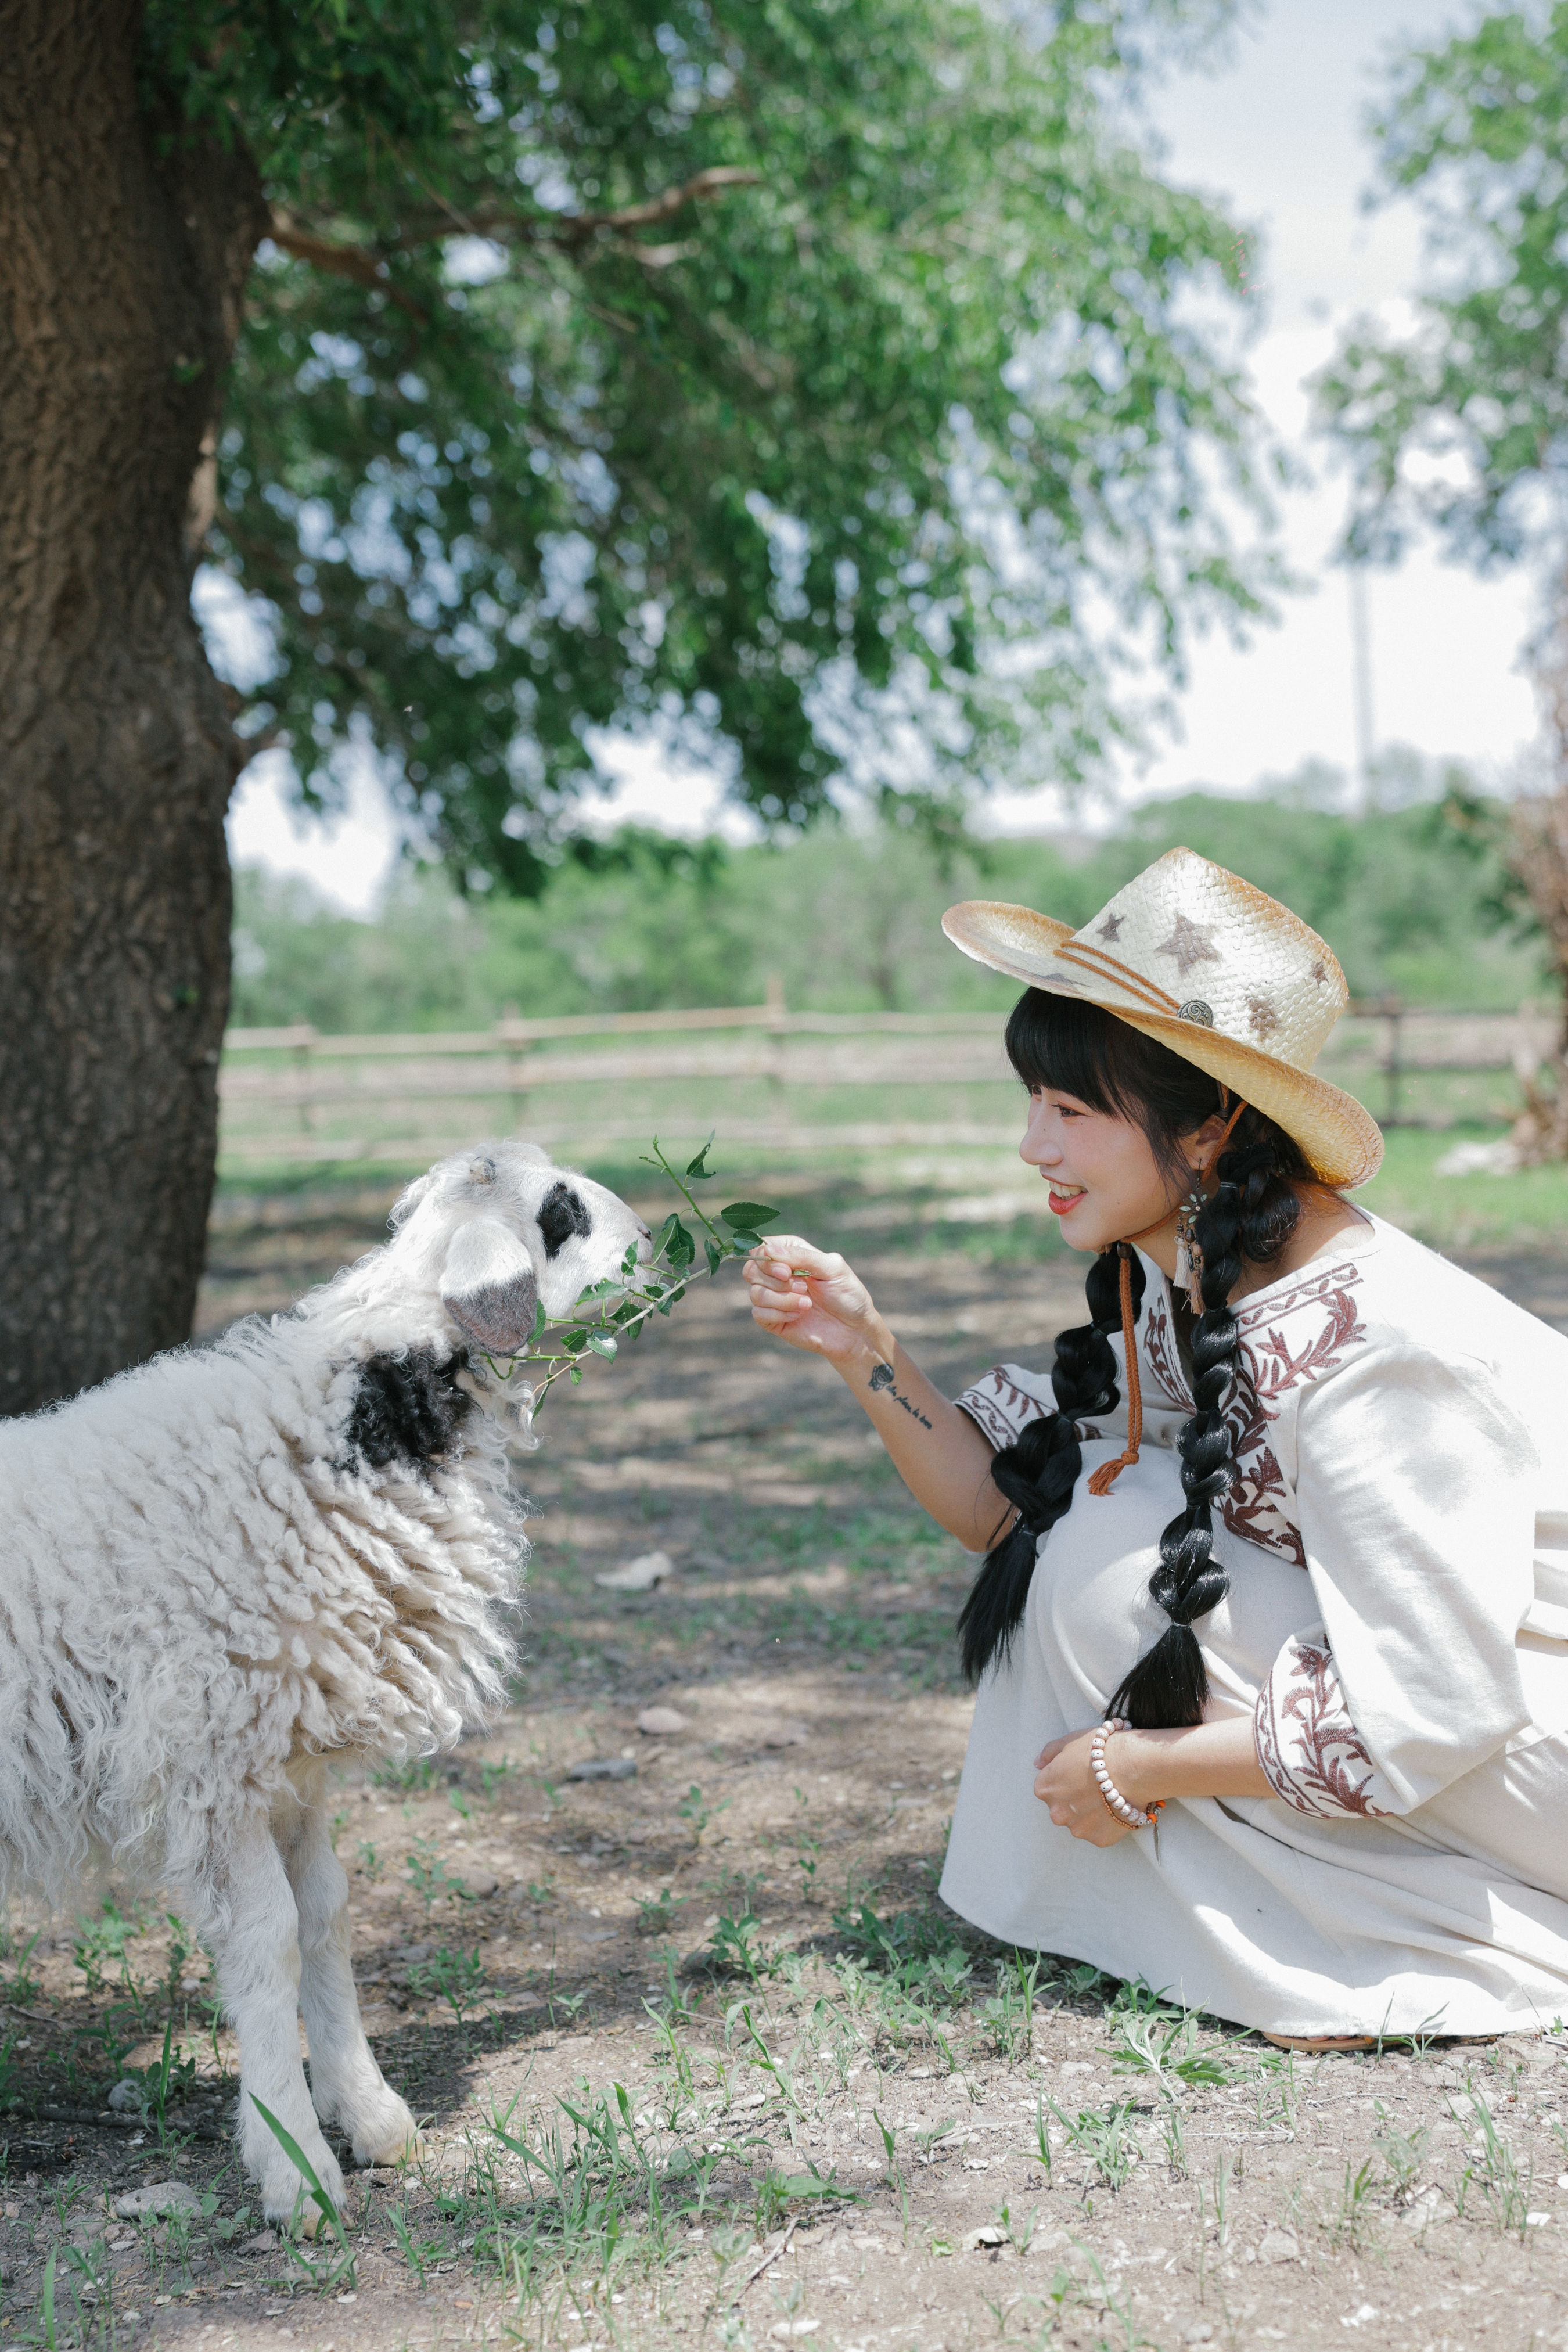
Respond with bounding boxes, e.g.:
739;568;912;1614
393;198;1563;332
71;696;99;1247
217;998;1558;1168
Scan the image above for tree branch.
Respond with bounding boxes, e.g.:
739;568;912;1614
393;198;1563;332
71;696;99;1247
266;167;761;300
267;209;429;321
546;164;761;241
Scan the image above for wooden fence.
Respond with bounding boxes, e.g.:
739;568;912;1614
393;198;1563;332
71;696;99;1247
215;995;1559;1170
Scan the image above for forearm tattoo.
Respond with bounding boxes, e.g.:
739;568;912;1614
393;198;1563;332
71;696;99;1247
868;1360;933;1429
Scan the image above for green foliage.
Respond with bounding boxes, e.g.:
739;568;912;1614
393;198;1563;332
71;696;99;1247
1319;5;1568;572
230;786;1549;1032
142;0;1269;878
407;1944;490;2025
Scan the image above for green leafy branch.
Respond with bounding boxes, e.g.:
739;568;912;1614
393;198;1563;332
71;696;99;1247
496;1135;776;1418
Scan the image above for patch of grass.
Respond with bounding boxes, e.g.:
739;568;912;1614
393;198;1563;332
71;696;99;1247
1357;1123;1568;1247
375;1756;445;1793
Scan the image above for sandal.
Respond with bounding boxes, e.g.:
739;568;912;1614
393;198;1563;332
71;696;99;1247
1262;2033;1376;2053
1262;2031;1501;2055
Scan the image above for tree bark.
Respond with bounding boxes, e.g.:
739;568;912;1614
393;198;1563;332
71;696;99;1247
0;1;265;1411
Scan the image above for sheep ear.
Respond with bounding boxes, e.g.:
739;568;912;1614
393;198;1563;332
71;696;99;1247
439;1217;540;1354
389;1170;436;1231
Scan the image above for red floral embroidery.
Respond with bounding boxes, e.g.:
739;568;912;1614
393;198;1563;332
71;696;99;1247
1142;1285;1189;1410
954;1365;1049;1453
1255;1638;1393;1819
1139;1264;1366;1566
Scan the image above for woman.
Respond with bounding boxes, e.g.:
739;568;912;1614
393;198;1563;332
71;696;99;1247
744;847;1568;2041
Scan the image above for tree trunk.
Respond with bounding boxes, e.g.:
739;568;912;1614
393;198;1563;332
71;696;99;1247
1506;592;1568;1164
0;1;266;1411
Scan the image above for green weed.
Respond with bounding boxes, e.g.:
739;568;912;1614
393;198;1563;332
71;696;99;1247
375;1756;443;1793
678;1785;729;1846
407;1945;489;2028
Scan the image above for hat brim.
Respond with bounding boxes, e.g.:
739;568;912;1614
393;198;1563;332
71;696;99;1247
943;900;1384;1190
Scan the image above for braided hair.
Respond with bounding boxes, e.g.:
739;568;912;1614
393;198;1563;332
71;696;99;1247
956;1242;1144;1682
959;991;1313;1721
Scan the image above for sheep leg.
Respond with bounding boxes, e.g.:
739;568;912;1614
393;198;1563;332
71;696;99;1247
208;1816;348;2229
280;1793;420;2170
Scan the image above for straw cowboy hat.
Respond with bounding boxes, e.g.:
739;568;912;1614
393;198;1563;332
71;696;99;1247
943;846;1384;1188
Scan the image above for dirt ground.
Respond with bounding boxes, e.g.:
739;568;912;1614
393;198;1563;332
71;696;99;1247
5;1170;1568;2352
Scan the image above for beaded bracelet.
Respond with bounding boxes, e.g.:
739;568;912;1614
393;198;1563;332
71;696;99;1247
1089;1717;1164;1830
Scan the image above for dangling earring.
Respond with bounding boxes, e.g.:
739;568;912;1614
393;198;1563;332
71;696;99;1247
1174;1175;1206;1316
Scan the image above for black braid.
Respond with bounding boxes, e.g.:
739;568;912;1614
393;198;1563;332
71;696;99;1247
1107;1112;1307;1727
958;1245;1145;1683
956;990;1317;1701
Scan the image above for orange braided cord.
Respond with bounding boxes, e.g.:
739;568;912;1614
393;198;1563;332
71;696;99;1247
1087;1246;1143;1497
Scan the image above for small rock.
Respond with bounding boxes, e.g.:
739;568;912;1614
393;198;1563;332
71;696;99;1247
107;2080;145;2113
768;2326;819;2343
240;2229;279;2254
760;1720;810;1749
637;1706;689;1736
962;2225;1007;2252
567;1757;636;1782
1401;2185;1455;2231
459;1871;499;1897
114;2182;203;2222
1256;2226;1299;2264
594;1551;676;1592
1182;2328;1214;2347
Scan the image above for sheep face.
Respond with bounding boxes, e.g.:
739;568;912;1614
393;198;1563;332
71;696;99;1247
388;1142;652;1357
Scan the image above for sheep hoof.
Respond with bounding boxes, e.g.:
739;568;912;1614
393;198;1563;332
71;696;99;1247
348;2098;420;2164
356;2116;422;2169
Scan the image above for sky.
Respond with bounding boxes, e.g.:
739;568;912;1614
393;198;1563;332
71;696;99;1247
225;0;1538;912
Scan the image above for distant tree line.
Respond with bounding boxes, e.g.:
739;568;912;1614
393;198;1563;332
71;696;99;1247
231;775;1550;1035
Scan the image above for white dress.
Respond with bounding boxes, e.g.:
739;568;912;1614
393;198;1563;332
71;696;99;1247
939;1213;1568;2036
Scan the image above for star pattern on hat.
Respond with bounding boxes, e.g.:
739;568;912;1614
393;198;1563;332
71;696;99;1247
1096;913;1124;943
1153;910;1222;978
1246;993;1279;1040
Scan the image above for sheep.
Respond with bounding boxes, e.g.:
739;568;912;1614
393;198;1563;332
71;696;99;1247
0;1140;650;2223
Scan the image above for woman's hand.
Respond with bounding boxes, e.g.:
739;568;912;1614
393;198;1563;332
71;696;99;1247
742;1236;893;1369
1033;1729;1138;1846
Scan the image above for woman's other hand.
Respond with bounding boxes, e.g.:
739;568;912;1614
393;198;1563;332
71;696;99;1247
1033;1729;1138;1846
742;1236;893;1368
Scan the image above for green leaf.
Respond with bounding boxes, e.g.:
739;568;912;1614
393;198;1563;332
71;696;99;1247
585;1332;618;1357
720;1203;779;1229
665;1217;697;1269
529;1296;548;1346
685;1135;717;1181
725;1230;762;1254
706;1237;725;1278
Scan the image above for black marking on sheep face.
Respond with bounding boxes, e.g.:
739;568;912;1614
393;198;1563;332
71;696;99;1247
538;1181;592;1259
344;1348;473;1472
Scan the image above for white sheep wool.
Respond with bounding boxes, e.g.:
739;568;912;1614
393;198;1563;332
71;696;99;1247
0;1140;649;2220
943;1212;1568;2037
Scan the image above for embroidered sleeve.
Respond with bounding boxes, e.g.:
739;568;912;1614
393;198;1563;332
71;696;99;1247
1254;1633;1398;1819
953;1363;1054;1453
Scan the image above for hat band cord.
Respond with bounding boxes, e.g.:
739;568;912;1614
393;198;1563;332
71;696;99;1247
1052;941;1181;1014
